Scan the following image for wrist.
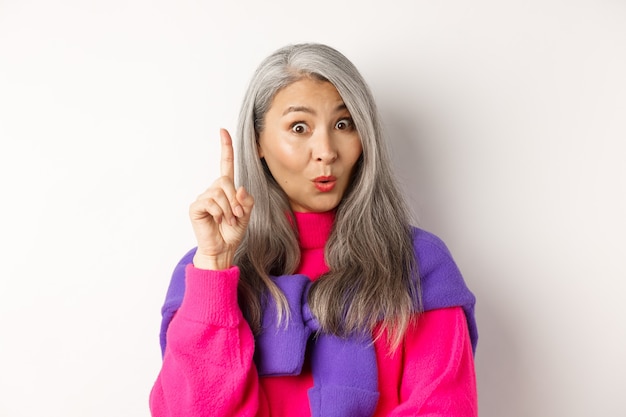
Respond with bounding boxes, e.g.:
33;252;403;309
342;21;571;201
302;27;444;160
193;251;234;271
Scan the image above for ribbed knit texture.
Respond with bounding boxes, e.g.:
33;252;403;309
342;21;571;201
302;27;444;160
178;265;241;326
293;210;335;280
259;211;334;416
151;210;478;416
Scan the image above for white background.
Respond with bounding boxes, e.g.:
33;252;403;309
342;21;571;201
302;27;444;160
1;1;625;416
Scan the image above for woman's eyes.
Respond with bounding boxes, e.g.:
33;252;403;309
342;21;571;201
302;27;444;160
289;118;353;134
291;122;308;134
335;118;353;130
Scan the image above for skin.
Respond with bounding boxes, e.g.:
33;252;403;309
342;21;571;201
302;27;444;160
190;78;362;270
258;78;363;213
190;129;254;271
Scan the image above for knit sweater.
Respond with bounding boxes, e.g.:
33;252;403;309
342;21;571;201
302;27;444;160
150;211;478;416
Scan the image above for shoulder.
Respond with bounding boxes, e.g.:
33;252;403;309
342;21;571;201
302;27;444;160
409;227;479;352
409;226;474;309
158;247;198;354
174;247;198;275
410;226;457;273
162;247;198;311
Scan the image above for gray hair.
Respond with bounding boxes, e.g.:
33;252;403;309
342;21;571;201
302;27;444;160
234;43;420;348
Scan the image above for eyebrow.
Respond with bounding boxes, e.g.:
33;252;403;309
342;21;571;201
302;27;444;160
282;103;348;116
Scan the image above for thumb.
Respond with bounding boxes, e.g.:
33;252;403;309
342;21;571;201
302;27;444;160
236;186;254;215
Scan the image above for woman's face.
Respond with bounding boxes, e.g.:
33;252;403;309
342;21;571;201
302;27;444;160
258;78;363;213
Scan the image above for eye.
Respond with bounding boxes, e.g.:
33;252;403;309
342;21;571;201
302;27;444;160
335;118;354;131
291;122;308;134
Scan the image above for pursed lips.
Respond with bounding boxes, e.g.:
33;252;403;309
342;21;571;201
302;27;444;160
312;175;337;192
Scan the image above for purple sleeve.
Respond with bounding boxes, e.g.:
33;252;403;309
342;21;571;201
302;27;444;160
257;275;379;417
159;247;197;356
413;227;478;353
254;274;313;376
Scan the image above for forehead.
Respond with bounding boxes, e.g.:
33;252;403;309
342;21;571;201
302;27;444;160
269;78;345;113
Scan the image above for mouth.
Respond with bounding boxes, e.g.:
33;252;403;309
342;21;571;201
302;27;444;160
313;176;337;192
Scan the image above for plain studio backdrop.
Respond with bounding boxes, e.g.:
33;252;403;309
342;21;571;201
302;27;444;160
1;1;625;416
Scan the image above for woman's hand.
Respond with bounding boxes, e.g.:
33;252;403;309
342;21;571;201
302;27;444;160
189;129;254;270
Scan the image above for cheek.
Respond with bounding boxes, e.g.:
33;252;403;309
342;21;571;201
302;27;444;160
345;139;363;167
264;143;306;175
277;137;309;162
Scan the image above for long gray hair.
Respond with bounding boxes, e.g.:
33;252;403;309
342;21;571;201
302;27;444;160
234;43;421;348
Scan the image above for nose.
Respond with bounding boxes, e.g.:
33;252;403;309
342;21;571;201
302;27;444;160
312;129;337;164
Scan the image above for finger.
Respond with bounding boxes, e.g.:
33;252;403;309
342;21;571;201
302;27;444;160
211;177;242;219
208;188;239;226
227;187;253;228
236;186;255;215
220;128;235;181
193;190;237;226
190;198;224;224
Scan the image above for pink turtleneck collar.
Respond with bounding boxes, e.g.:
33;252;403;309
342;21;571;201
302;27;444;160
293;211;335;250
292;211;335;280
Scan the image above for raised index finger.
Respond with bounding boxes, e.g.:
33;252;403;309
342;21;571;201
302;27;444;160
220;128;235;180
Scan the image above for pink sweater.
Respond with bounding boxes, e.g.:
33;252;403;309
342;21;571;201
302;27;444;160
150;211;477;416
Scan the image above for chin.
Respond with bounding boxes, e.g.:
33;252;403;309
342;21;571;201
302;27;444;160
296;200;341;213
310;201;341;213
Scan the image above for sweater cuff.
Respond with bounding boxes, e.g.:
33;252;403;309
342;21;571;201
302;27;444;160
178;264;241;327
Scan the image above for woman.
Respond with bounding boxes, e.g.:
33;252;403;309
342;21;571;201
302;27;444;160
150;43;478;417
